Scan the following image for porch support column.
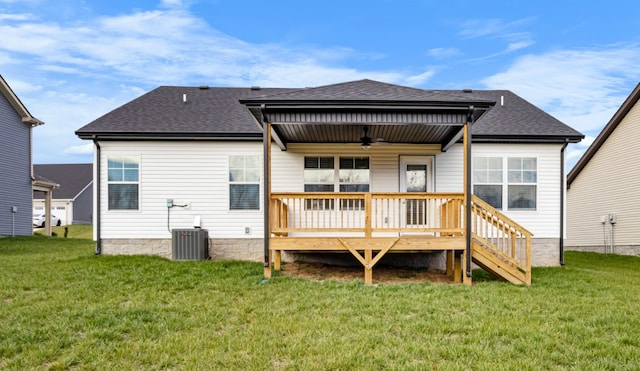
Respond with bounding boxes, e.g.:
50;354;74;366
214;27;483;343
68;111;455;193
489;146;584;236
263;117;272;279
45;189;52;236
463;107;474;285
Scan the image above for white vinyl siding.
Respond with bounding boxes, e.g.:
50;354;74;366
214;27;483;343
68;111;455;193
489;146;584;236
98;142;264;239
97;141;562;240
274;143;441;193
567;99;640;248
437;143;562;238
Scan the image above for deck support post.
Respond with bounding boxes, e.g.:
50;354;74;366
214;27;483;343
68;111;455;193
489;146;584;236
446;250;454;276
364;249;373;284
274;250;281;271
454;252;462;283
262;113;272;279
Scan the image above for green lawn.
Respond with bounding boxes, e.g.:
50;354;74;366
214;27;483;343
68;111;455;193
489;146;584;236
33;224;93;239
1;236;639;370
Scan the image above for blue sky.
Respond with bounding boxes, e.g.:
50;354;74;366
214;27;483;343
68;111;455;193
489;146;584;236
2;0;640;169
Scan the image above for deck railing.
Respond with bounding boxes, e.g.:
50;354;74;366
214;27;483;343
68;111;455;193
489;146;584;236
470;195;532;284
269;192;532;285
270;192;465;237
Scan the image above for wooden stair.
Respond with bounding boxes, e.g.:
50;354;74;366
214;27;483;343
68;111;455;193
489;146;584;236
470;195;532;285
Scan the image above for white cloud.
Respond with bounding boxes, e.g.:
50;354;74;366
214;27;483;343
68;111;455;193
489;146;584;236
506;40;534;52
1;5;425;163
456;18;535;62
577;135;596;149
0;12;32;20
566;135;596;162
404;70;436;86
482;46;640;134
0;7;409;89
161;0;184;8
5;78;42;94
459;17;535;40
63;142;93;155
427;47;460;59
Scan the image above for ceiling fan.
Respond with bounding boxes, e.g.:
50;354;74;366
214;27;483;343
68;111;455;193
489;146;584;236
360;126;387;150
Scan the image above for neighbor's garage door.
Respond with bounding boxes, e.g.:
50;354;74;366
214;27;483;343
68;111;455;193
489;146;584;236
53;206;66;225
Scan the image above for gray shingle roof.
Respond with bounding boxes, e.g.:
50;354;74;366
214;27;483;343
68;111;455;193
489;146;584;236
76;79;583;142
33;163;92;199
470;90;584;139
76;87;295;139
241;79;493;103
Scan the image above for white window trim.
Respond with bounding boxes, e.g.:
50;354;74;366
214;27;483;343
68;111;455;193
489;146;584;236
106;155;141;212
303;155;370;193
507;157;538;211
228;154;262;211
473;156;538;211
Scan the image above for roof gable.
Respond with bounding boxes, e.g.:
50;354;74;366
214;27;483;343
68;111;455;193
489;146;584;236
568;82;640;186
33;163;92;199
0;74;43;126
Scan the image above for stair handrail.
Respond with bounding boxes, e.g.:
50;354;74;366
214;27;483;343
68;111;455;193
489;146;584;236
470;194;532;284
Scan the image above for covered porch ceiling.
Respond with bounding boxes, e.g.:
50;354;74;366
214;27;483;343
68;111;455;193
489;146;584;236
242;103;494;151
239;79;495;151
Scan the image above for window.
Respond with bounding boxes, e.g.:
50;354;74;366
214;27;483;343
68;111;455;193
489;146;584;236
339;157;370;209
302;156;370;210
473;157;503;209
472;156;537;211
339;157;370;192
304;157;335;192
108;156;139;210
508;157;537;210
304;157;335;209
229;155;260;210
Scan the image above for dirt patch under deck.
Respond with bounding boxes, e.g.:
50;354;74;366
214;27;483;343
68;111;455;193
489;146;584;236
278;262;454;284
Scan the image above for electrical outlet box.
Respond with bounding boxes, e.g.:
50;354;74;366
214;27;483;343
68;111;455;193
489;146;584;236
599;215;607;224
11;206;17;213
166;199;173;208
608;214;616;224
244;226;251;234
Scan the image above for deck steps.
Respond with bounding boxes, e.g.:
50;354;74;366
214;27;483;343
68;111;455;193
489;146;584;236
472;241;527;285
469;195;532;285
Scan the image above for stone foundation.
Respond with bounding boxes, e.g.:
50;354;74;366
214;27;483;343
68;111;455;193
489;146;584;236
209;238;264;261
101;238;172;259
565;244;640;257
531;238;561;267
100;238;265;261
99;237;563;267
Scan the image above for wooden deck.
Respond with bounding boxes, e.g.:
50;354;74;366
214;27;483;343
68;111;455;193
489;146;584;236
267;192;532;285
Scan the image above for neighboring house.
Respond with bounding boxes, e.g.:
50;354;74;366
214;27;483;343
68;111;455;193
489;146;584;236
76;79;582;284
33;163;93;225
0;74;55;236
566;83;640;256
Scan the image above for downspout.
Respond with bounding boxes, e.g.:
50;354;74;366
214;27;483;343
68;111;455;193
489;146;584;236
261;105;270;273
559;140;568;266
93;137;102;255
466;107;474;278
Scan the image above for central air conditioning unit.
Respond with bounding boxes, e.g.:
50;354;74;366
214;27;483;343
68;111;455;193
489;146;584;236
171;229;209;261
